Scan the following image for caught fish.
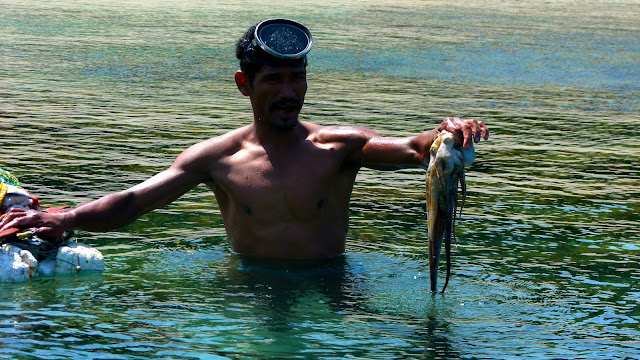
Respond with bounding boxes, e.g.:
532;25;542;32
426;131;474;292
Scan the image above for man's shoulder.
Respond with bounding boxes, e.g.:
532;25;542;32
177;125;252;164
197;125;252;150
306;122;379;145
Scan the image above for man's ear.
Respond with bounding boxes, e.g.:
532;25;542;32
235;70;251;96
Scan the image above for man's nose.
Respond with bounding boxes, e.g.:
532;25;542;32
278;79;297;98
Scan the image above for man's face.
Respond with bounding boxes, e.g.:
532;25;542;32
249;63;307;131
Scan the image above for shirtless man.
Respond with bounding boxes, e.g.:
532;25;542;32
0;19;488;259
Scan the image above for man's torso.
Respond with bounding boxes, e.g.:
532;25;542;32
204;122;363;258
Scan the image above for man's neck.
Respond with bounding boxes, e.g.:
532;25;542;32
252;120;308;149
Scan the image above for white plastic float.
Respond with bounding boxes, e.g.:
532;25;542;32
0;240;104;282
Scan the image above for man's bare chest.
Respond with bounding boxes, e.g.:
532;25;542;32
211;143;353;220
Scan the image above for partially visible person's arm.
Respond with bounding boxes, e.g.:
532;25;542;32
359;117;489;170
0;140;215;238
65;164;207;232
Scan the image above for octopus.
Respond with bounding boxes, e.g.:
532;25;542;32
426;130;474;293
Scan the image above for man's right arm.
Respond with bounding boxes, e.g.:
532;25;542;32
66;163;208;232
0;139;215;238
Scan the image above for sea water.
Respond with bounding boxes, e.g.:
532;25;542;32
1;0;639;358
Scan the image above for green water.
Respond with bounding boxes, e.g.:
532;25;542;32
1;0;639;358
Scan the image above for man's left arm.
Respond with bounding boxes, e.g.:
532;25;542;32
360;117;489;170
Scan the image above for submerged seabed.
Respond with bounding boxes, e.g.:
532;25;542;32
1;0;639;359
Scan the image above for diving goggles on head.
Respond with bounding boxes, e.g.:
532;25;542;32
245;18;313;60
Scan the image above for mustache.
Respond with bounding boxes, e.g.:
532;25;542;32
269;98;302;111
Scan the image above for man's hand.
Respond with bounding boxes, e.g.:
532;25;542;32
0;208;68;240
437;117;489;150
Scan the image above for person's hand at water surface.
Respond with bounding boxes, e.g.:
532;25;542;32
0;208;69;240
437;117;489;150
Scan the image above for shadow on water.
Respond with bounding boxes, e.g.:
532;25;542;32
227;255;361;313
416;315;468;360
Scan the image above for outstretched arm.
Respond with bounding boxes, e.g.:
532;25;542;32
359;117;489;170
0;144;212;238
66;163;207;232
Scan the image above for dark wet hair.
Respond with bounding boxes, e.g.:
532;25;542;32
235;23;307;85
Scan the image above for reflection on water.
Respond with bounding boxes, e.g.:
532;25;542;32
1;0;640;358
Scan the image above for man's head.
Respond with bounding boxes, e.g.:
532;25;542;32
235;19;313;131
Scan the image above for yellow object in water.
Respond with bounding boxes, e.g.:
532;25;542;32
426;131;473;292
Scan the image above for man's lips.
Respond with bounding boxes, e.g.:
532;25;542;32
277;107;297;115
270;99;301;113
